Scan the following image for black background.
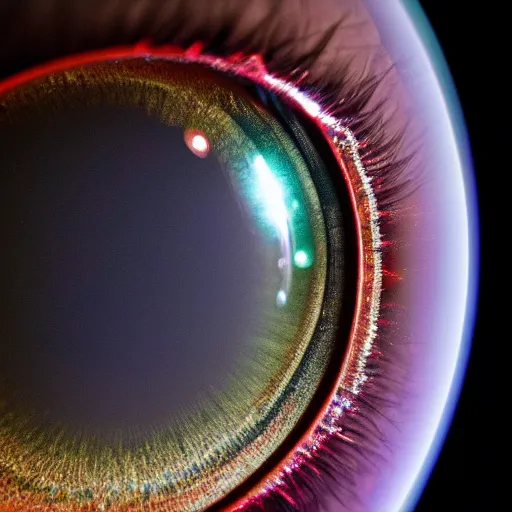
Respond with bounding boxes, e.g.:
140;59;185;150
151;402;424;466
414;2;494;510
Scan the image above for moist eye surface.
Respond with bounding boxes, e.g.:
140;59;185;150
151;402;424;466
0;58;343;509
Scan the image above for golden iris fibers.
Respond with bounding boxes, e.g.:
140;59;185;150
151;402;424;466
0;60;334;510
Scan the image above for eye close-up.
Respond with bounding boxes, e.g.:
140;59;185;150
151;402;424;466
0;1;479;511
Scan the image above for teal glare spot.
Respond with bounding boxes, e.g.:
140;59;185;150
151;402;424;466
294;250;311;269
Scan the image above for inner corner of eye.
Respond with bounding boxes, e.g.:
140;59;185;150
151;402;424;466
0;51;356;511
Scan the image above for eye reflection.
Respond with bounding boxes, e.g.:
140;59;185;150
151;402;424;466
184;129;211;158
0;1;477;512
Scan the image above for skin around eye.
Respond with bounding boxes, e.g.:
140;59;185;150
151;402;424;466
0;1;477;511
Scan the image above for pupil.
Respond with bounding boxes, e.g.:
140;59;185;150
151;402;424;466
0;104;261;438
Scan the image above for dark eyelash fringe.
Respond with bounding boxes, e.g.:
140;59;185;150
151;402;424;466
0;2;416;511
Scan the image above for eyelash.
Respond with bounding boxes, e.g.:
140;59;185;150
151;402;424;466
0;7;416;511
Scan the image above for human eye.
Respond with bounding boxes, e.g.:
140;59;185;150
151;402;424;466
0;1;478;512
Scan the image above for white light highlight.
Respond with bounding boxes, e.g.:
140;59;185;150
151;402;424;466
184;129;210;158
253;155;289;239
192;135;208;153
276;290;287;306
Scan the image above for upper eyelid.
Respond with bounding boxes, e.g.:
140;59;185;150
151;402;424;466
0;0;413;192
0;0;385;80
